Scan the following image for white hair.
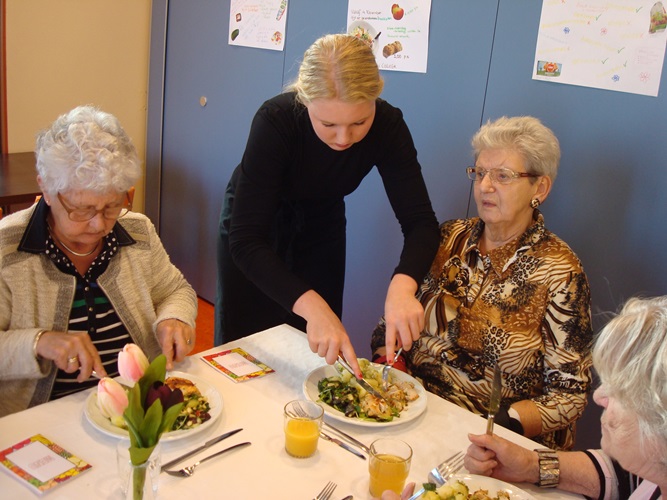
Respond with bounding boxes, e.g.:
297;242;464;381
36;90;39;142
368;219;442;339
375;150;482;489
594;296;667;466
35;105;141;196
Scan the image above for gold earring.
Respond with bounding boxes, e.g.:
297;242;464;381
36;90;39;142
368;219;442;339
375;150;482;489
530;198;540;209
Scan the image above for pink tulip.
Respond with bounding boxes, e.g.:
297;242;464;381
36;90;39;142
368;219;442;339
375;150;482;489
118;344;149;384
97;377;129;427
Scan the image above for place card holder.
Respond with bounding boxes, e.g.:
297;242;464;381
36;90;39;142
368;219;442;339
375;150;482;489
0;434;92;494
200;347;274;382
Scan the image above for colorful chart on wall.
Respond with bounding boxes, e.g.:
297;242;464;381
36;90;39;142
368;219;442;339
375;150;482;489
347;0;432;73
533;0;667;96
228;0;288;51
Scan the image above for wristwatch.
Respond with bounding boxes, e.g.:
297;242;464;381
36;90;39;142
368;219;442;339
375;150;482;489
535;449;559;487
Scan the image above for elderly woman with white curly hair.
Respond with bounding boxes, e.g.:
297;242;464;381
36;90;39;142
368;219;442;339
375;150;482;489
463;296;667;499
0;105;197;417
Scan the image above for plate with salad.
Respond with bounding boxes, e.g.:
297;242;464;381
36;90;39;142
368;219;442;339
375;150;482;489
85;371;222;441
303;359;427;427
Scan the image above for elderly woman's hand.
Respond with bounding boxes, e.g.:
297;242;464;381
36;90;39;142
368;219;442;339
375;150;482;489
465;433;538;484
34;330;106;382
384;274;424;357
156;319;195;370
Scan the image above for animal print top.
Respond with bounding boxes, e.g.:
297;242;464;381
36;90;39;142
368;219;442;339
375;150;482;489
372;212;593;450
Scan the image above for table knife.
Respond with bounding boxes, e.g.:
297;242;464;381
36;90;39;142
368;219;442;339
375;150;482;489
160;427;243;472
320;431;366;460
336;355;389;403
323;421;371;454
486;364;502;435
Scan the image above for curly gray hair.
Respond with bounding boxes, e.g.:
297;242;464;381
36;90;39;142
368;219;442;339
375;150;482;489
35;105;141;196
594;296;667;466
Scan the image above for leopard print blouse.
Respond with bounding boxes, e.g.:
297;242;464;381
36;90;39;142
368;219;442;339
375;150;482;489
372;212;593;450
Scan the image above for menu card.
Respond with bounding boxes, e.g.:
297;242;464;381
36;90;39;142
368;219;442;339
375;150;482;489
201;347;274;382
0;434;92;494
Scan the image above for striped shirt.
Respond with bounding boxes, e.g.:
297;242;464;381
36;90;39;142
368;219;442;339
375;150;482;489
45;231;131;399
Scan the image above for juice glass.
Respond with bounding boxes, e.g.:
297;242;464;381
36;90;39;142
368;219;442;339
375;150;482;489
283;400;323;458
368;438;412;497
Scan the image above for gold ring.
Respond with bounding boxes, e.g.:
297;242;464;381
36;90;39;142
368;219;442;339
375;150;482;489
68;356;79;364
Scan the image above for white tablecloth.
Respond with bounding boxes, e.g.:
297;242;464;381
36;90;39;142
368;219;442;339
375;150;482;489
0;325;582;499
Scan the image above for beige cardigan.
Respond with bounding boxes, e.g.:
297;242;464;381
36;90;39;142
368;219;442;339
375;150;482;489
0;203;197;417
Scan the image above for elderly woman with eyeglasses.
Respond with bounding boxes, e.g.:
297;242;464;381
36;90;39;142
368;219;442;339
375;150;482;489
371;116;593;450
0;105;197;417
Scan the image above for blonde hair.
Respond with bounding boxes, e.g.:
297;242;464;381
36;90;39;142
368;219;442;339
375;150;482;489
594;296;667;464
471;116;560;181
289;34;384;105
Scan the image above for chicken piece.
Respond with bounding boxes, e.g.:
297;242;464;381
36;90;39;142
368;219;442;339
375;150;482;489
165;376;200;398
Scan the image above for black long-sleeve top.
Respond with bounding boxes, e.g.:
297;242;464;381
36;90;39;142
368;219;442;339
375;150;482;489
227;92;439;311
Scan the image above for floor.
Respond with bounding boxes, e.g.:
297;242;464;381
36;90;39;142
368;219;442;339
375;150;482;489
192;297;215;355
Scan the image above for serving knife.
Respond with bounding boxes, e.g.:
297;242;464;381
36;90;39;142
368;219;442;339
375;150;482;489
336;355;389;403
160;427;243;472
486;364;502;435
323;421;371;454
320;431;366;460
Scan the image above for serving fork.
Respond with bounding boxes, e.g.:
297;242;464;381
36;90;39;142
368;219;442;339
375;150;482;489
406;451;465;500
313;480;337;500
381;347;403;389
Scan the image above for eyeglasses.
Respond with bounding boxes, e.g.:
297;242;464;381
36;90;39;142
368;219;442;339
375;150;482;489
57;192;132;222
466;166;539;185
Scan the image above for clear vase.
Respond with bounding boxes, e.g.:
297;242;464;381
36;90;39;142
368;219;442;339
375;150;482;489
117;440;161;500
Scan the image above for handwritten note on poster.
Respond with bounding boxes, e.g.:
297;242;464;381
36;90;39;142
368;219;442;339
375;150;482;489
533;1;667;96
347;0;432;73
228;0;288;51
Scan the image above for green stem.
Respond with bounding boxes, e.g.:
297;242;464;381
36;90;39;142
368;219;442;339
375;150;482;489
132;463;147;500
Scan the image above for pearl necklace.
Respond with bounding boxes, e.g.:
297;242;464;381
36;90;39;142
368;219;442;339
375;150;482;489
48;224;100;257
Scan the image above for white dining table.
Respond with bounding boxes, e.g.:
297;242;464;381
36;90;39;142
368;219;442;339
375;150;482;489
0;324;583;499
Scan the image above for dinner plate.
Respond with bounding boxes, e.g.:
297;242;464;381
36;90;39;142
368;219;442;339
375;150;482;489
443;473;536;500
303;363;426;427
84;371;223;441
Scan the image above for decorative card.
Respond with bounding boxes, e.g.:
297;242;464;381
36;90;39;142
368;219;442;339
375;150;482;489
0;434;92;494
201;347;274;382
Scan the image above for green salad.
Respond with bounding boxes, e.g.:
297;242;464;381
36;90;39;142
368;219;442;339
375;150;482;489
317;358;417;422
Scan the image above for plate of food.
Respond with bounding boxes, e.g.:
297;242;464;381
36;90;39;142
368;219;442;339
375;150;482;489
303;359;426;427
419;473;536;500
85;371;222;441
348;20;379;53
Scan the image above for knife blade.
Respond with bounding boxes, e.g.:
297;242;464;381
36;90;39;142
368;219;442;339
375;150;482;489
486;364;502;435
336;355;388;403
322;421;371;454
160;427;243;472
320;431;366;460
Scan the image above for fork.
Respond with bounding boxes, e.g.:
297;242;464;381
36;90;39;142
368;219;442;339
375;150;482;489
313;480;337;500
406;451;465;500
381;347;403;388
163;442;251;477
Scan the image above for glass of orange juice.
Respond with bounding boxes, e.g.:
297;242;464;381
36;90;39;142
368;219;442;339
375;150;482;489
283;400;324;458
368;438;412;497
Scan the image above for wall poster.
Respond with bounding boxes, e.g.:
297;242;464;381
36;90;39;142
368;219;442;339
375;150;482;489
533;1;667;96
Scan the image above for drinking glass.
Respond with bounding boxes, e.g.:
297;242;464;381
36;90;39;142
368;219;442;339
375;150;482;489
283;400;323;458
368;438;412;497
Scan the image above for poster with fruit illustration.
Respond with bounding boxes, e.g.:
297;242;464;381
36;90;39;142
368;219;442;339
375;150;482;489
228;0;288;51
533;0;667;96
347;0;432;73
